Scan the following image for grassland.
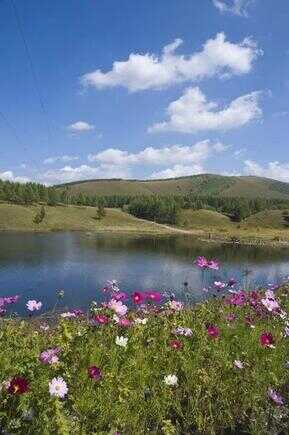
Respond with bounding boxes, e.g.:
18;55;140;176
0;203;171;234
57;174;289;200
1;203;289;245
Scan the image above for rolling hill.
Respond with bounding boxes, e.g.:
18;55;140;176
57;174;289;200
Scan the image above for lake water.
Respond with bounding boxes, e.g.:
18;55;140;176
0;232;289;314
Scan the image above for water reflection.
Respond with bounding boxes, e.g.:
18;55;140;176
0;232;288;314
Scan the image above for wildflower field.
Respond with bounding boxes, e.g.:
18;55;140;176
1;258;289;434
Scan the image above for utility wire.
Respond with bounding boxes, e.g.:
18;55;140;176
9;0;53;143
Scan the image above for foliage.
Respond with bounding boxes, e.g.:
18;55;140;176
0;283;289;433
128;196;181;224
33;206;46;224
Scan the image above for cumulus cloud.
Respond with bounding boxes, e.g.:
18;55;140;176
42;164;130;184
149;87;262;133
67;121;95;133
243;160;289;182
41;140;227;184
88;140;226;167
212;0;254;17
0;170;30;183
43;155;79;165
81;33;261;92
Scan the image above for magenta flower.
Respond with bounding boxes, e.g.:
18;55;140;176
207;325;220;339
194;256;209;269
145;291;162;303
71;309;84;317
88;366;102;381
260;332;275;347
117;317;131;327
207;259;220;270
132;292;145;305
8;376;29;395
3;295;19;305
169;339;183;350
111;291;128;302
214;281;226;290
93;314;110;325
225;292;246;306
268;388;284;406
227;278;236;287
39;347;61;365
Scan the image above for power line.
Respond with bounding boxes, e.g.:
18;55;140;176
9;0;53;143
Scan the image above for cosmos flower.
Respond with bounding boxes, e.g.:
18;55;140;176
117;317;132;327
144;291;162;303
214;281;226;290
172;327;193;337
115;336;128;348
234;360;244;369
8;376;29;395
108;299;128;317
39;348;61;365
207;259;220;270
111;291;128;302
227;278;236;287
194;256;209;269
268;388;284;406
132;292;145;305
261;296;279;312
225;313;236;322
93;314;110;325
259;332;275;348
164;374;178;386
169;339;183;350
87;366;102;381
207;325;220;339
49;377;68;398
61;311;76;318
26;300;42;312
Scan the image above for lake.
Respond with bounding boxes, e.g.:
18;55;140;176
0;232;288;314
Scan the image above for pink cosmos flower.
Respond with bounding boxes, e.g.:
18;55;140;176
260;332;275;347
39;347;61;365
71;309;84;317
207;325;220;339
227;278;236;287
194;256;209;269
93;314;110;325
268;388;284;406
108;299;128;316
132;292;145;305
169;339;183;350
207;259;220;270
117;317;131;327
214;281;226;290
145;291;162;303
225;292;246;306
26;300;42;312
2;295;19;305
8;376;29;395
88;366;102;381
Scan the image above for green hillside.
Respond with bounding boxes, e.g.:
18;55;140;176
244;209;289;229
178;209;233;229
57;174;289;200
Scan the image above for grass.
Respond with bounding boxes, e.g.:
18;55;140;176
57;174;289;200
0;203;171;234
0;282;289;434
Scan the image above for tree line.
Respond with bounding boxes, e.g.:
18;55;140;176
1;179;289;225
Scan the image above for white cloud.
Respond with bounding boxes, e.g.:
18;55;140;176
81;33;261;92
243;160;289;182
42;164;130;184
43;155;79;165
150;164;204;179
0;170;30;183
149;87;262;133
67;121;95;133
41;140;227;184
88;140;226;167
212;0;254;17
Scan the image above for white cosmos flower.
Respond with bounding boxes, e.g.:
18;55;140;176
115;336;128;348
164;374;178;386
48;377;68;398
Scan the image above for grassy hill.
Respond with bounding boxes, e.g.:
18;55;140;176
57;174;289;200
178;209;233;229
244;209;289;229
0;203;171;234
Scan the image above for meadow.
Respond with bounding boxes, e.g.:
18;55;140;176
0;257;289;434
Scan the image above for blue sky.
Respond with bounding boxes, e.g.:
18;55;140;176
0;0;288;184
